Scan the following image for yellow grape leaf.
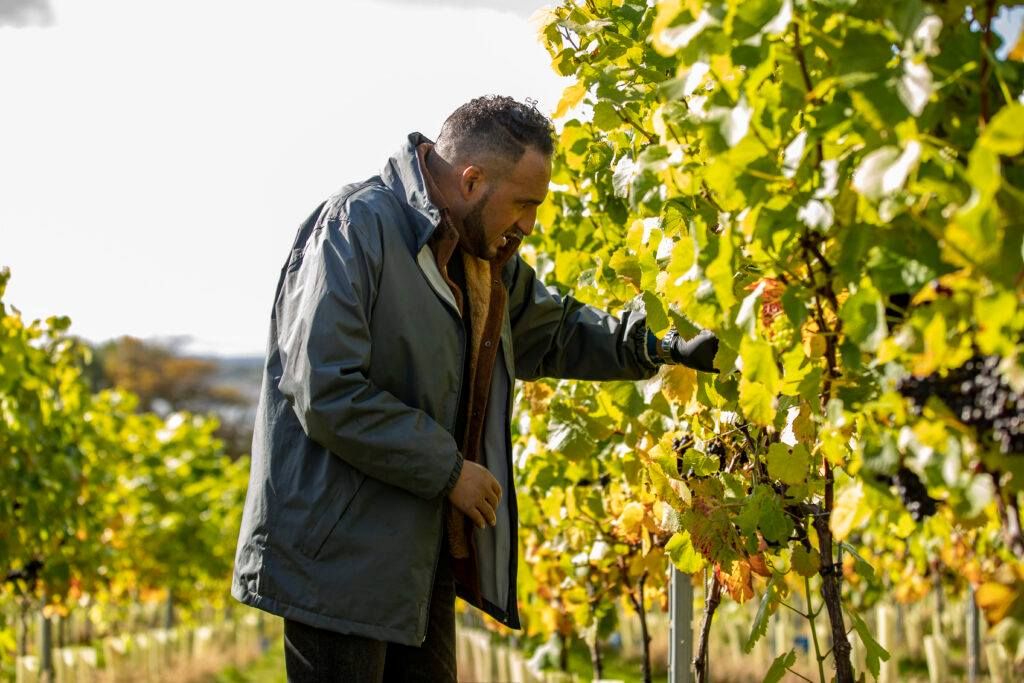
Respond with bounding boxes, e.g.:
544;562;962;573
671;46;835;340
980;103;1024;156
976;581;1020;625
739;378;776;426
913;313;947;376
716;560;754;603
618;501;645;537
670;478;692;506
644;546;666;575
889;512;917;539
975;290;1018;355
830;481;869;541
803;331;827;359
651;0;705;56
819;427;849;467
791;545;820;578
553;81;587;119
661;364;697;405
789;401;816;444
648;459;690;509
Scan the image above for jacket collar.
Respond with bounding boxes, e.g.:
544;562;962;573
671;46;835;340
380;132;442;253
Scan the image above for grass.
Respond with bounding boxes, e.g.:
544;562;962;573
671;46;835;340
205;637;285;683
557;636;668;683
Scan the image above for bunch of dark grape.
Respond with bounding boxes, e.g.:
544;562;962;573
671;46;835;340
706;438;727;472
892;467;939;521
671;436;728;476
672;435;691;476
897;355;1024;455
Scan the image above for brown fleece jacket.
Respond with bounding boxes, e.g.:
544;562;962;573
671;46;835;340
416;143;519;602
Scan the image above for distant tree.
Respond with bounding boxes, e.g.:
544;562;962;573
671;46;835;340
88;336;255;458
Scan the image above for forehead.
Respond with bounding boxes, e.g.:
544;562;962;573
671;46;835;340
502;147;551;198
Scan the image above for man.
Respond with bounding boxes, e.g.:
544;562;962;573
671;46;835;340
231;96;718;682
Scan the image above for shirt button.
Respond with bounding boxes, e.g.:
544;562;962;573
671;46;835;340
484;340;492;348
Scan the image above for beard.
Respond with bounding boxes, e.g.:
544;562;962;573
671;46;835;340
460;188;496;259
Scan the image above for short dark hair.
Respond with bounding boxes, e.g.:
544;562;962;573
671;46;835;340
436;95;554;172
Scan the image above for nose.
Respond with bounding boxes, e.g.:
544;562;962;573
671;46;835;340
516;208;537;236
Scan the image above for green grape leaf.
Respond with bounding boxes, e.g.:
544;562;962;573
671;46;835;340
762;650;797;683
766;442;810;486
740;336;780;391
642;290;670;335
666;531;705;573
706;226;737;310
758;495;794;546
739;378;776;426
744;572;781;653
593;101;623;131
682;448;719;477
737;486;793;545
840;542;876;579
980;103;1024;156
850;610;890;679
840;283;886;350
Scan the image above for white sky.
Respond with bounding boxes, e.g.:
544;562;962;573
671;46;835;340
2;2;1021;357
0;0;568;356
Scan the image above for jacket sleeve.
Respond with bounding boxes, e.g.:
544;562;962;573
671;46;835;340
275;208;463;500
506;254;659;382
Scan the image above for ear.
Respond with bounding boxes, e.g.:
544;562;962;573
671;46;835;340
458;165;487;201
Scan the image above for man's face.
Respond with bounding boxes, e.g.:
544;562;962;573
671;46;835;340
462;147;551;260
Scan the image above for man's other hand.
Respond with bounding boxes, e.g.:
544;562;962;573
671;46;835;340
449;461;502;529
671;329;720;373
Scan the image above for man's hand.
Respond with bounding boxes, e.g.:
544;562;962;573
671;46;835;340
665;328;720;373
448;461;502;529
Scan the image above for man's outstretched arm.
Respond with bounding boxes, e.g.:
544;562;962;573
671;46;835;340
506;253;718;382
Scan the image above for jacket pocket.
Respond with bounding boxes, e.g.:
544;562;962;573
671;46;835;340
297;471;366;559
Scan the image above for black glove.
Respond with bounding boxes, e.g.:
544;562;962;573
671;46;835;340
663;329;720;373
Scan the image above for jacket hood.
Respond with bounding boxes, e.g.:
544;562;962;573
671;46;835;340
381;132;442;253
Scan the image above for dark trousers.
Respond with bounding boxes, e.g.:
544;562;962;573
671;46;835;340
283;549;457;682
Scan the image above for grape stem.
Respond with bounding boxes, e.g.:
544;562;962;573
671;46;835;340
613;106;656;144
790;18;823;168
558;25;579;52
805;576;828;683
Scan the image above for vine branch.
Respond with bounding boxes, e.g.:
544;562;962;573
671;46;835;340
614;105;657;144
692;572;721;683
979;0;996;125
